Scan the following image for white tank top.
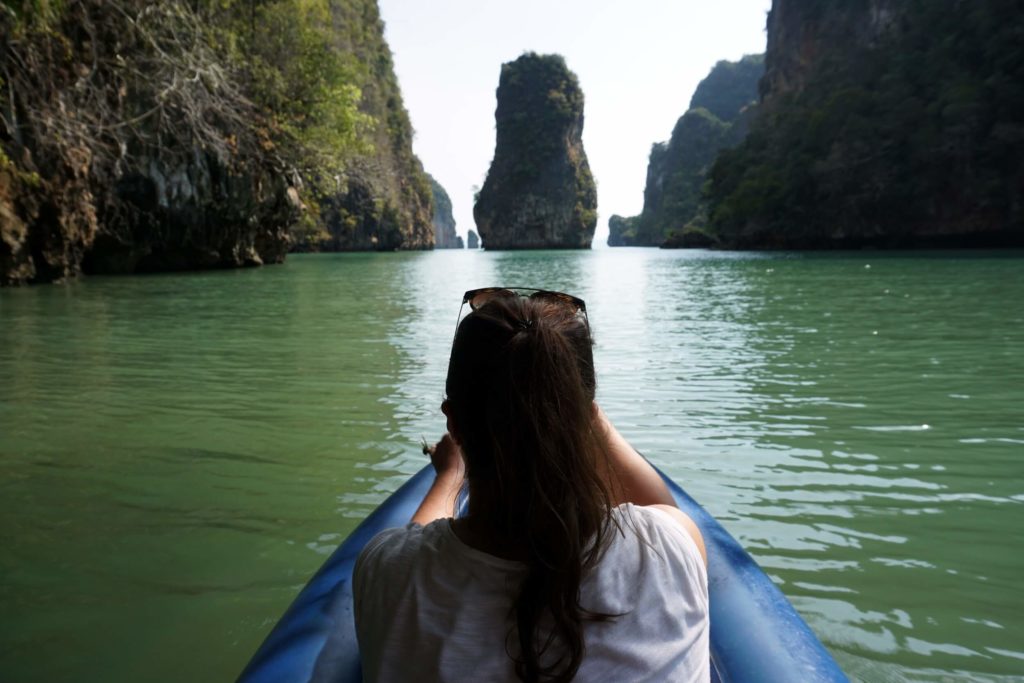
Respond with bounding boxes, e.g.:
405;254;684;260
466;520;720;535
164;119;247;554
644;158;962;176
353;504;709;682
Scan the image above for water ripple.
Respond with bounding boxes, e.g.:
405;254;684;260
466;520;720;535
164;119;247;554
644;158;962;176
2;250;1023;682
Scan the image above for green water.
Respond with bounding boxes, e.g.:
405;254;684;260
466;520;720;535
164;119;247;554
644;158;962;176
1;250;1022;682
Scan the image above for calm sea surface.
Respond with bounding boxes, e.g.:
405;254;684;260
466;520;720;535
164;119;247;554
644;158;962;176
1;249;1022;682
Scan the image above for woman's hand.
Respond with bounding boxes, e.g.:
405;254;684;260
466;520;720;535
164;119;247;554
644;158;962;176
410;433;465;525
424;433;466;480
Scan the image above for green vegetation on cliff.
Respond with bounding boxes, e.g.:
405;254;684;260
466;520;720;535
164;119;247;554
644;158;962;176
689;55;766;122
274;0;432;251
163;0;433;251
205;0;372;195
1;0;299;283
707;0;1024;248
0;0;431;285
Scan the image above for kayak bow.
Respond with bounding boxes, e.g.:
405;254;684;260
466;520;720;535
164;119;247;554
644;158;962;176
238;465;848;683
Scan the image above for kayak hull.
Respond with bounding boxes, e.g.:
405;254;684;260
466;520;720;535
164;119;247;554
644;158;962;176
238;465;848;683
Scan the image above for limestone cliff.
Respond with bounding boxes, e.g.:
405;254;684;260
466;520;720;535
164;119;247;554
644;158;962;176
467;229;480;250
607;215;640;247
707;0;1024;248
0;2;298;284
761;0;901;100
304;0;433;252
0;0;433;285
610;55;762;248
429;175;462;249
473;53;597;250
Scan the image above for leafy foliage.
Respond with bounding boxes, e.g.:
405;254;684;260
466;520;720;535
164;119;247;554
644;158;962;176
195;1;375;209
2;0;66;29
256;0;433;250
1;0;433;270
493;53;586;182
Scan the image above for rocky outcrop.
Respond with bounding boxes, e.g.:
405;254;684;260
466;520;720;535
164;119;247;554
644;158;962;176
315;162;431;252
661;226;716;249
610;55;762;248
707;0;1024;248
607;215;640;247
690;55;767;121
473;53;597;250
467;229;480;249
429;175;462;249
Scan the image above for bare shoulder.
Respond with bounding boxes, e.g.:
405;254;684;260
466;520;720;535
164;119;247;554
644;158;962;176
647;504;708;567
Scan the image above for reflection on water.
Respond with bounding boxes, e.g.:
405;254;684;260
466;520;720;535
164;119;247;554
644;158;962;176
1;249;1022;682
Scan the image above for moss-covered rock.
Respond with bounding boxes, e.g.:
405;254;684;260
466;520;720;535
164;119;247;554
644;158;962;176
661;219;719;249
607;215;640;247
294;0;433;252
0;1;298;284
0;0;433;285
474;53;597;250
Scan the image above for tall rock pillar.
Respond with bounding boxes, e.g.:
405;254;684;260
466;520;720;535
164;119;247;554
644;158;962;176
473;53;597;249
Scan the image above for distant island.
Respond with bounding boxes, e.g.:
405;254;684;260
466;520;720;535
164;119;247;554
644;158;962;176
473;53;597;250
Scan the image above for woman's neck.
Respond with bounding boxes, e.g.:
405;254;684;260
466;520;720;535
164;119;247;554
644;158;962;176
451;483;528;560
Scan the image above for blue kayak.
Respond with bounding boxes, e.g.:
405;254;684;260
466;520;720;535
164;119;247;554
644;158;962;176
238;465;849;683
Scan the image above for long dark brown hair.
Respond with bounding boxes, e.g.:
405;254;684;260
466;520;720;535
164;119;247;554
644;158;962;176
445;296;617;682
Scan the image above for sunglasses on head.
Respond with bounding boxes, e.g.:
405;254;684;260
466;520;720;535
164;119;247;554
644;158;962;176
454;287;588;332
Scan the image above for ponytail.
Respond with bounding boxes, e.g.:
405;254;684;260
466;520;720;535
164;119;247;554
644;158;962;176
445;297;617;682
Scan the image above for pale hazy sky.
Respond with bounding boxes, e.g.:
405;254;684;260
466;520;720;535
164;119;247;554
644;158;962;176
378;0;771;246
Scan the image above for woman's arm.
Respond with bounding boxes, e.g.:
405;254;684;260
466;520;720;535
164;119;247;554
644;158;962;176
595;405;677;507
410;433;465;525
595;405;707;565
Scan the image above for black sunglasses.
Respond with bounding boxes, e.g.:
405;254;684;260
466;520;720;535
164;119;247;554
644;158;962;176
454;287;588;332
